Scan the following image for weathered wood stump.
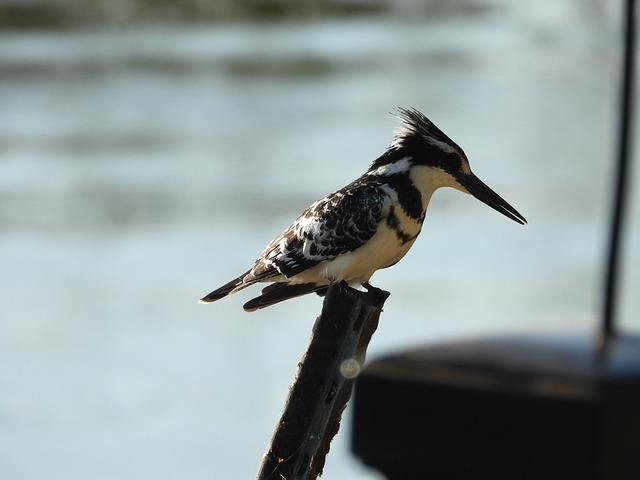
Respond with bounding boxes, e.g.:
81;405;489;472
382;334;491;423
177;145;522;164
256;282;389;480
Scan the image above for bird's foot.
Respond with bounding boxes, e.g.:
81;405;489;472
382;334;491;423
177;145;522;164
362;282;390;306
335;280;352;294
324;280;358;298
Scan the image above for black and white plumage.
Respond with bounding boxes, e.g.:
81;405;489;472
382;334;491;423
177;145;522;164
200;108;526;311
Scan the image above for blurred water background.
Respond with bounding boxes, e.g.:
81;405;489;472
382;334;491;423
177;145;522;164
1;0;639;479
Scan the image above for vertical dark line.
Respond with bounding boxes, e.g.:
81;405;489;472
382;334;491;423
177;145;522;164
602;0;636;339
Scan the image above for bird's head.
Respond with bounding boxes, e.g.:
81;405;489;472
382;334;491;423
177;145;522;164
372;107;527;225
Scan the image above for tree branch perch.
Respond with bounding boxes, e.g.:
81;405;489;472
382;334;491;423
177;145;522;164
256;283;390;480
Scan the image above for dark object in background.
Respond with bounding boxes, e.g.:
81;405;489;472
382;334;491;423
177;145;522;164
352;334;640;480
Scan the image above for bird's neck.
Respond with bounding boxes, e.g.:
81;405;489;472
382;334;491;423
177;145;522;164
407;165;454;209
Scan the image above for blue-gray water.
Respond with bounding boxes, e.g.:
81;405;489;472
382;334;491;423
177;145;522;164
2;1;639;479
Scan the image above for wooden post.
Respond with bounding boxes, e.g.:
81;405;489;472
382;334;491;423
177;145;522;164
256;282;389;480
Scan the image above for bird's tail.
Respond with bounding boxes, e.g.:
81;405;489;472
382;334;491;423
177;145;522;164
243;282;329;312
199;269;253;304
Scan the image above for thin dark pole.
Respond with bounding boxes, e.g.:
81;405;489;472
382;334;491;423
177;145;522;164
602;0;636;339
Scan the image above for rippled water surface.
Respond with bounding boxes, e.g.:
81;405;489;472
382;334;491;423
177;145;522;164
2;1;639;479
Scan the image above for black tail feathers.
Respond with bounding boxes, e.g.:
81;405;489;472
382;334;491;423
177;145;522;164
243;283;328;312
199;270;252;304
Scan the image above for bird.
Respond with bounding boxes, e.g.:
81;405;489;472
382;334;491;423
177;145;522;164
200;108;526;312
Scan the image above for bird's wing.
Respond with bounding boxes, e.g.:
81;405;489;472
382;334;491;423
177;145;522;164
248;182;389;281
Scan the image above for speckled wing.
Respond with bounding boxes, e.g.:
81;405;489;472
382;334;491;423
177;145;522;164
248;182;388;281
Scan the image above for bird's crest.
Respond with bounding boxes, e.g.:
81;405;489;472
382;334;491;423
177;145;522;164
390;108;463;157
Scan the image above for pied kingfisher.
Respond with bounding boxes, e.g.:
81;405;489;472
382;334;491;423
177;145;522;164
200;108;526;311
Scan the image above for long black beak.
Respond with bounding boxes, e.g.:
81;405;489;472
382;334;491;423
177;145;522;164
456;172;527;225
